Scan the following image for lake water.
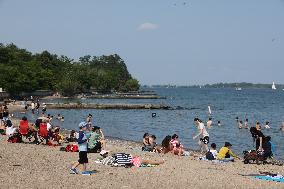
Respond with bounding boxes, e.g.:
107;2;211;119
17;88;284;159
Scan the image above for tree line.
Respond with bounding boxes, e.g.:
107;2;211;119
0;43;139;97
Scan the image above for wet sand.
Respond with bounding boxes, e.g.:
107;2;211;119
0;136;284;189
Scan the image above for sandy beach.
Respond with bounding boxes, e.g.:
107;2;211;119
0;135;284;189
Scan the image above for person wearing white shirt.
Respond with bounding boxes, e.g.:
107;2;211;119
5;120;16;136
193;118;210;154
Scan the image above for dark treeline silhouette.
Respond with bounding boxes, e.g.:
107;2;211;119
0;43;139;97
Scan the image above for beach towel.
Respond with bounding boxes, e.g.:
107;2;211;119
140;164;157;167
81;170;97;175
255;175;284;183
112;153;133;167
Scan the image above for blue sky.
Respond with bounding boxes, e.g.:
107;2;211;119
0;0;283;85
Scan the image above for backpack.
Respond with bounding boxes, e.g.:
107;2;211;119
205;150;215;160
112;153;133;166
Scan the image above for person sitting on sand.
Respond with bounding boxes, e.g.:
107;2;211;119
205;143;218;160
264;121;270;129
158;135;173;154
5;120;16;137
217;142;239;162
70;122;89;175
156;135;190;156
88;126;107;152
66;130;78;142
142;133;151;151
170;134;185;156
52;127;64;145
148;135;157;151
207;118;213;129
193;118;210;154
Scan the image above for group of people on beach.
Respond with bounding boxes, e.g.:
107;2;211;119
0;99;283;175
141;117;277;164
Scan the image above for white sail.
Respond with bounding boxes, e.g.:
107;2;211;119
272;82;277;90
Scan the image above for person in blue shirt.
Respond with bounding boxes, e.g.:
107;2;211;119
70;122;89;175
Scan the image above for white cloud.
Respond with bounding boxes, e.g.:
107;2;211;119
137;22;159;31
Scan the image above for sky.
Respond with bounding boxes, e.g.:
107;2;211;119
0;0;284;85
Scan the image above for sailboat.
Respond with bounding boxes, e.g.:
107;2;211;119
272;82;277;90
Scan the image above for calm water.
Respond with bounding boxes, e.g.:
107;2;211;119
17;88;284;159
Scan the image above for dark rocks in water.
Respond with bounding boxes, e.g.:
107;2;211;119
46;103;172;110
173;106;200;110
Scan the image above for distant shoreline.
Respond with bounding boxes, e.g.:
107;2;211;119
143;82;284;89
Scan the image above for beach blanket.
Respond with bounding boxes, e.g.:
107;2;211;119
255;175;284;183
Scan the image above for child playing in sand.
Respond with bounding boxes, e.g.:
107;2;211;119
193;118;209;154
70;122;89;175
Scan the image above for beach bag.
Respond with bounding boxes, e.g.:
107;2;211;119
65;144;78;152
205;150;215;160
112;153;133;166
7;133;22;143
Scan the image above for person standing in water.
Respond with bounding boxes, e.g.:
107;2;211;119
217;120;221;126
193;118;209;154
238;120;243;129
207;118;213;129
280;122;284;132
244;119;249;129
264;121;271;129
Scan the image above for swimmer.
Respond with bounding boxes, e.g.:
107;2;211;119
244;119;249;129
281;122;284;132
217;120;221;126
238;120;243;129
207;117;212;129
264;121;270;129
